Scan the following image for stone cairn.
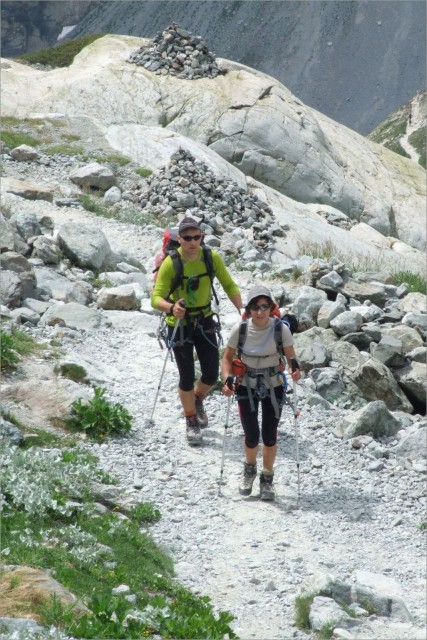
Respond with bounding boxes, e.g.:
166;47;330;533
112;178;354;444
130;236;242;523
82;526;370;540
127;22;226;79
134;148;284;251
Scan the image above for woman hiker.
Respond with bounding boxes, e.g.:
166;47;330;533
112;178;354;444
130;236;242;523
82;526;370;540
221;285;301;500
151;216;242;445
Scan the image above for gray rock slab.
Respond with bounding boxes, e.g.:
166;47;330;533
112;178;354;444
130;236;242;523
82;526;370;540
39;302;102;330
101;310;158;333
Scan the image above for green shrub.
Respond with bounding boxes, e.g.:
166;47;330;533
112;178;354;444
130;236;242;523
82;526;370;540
392;271;427;294
56;363;87;383
17;34;105;68
135;167;153;177
65;387;133;440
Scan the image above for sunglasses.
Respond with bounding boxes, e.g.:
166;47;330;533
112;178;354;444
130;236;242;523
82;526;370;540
181;234;202;242
250;303;271;312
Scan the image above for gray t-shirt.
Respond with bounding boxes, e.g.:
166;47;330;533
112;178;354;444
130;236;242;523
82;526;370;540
227;317;293;386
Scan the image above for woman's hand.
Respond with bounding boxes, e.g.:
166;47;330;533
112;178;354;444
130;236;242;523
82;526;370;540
291;369;302;382
222;375;234;396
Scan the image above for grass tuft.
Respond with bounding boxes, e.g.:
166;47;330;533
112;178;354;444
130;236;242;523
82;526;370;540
44;143;85;156
78;193;116;218
294;593;315;629
135;167;153;178
392;271;426;294
0;130;40;149
1;327;42;370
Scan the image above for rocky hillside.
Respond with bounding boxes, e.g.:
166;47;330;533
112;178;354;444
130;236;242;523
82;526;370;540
2;1;426;135
368;91;427;169
1;32;426;266
1;30;427;640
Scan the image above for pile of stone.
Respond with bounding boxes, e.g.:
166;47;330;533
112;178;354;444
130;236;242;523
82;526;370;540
135;148;284;253
127;23;226;79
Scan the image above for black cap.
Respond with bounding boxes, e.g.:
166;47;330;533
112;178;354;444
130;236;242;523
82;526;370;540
178;216;201;234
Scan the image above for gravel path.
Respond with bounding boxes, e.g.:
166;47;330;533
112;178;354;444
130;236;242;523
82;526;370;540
34;211;424;640
62;316;425;639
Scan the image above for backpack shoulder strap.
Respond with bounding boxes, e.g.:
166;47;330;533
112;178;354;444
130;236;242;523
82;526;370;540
273;317;284;356
202;245;219;306
236;320;248;357
166;249;184;298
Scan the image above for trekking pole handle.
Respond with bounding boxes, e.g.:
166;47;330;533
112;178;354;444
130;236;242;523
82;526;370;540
225;375;234;390
291;357;300;372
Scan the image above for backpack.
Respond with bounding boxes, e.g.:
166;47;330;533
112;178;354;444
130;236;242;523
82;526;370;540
153;226;219;305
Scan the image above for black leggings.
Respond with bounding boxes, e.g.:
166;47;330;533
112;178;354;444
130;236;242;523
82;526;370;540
169;316;219;391
237;384;284;448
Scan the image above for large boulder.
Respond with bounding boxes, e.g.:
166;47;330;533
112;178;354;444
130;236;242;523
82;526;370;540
57;222;115;270
340;401;401;440
393;362;427;406
0;270;22;308
34;268;91;305
351;358;413;413
69;162;116;190
0;252;36;299
9;210;41;241
96;284;140;310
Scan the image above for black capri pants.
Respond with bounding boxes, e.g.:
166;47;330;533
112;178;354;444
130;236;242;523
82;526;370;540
168;315;219;391
236;384;284;448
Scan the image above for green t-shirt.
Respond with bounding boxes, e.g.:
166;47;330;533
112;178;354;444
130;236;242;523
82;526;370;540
151;246;240;326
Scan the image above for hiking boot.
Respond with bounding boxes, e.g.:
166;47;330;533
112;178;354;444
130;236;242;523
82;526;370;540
186;415;203;445
259;472;275;501
239;462;257;496
195;396;209;428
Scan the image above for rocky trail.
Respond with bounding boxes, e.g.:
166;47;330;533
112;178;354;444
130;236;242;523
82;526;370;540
1;100;426;639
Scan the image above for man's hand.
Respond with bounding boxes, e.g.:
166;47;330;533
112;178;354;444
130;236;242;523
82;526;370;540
173;299;186;319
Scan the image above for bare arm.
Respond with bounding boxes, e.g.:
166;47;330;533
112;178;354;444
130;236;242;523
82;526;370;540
229;293;243;313
221;346;236;396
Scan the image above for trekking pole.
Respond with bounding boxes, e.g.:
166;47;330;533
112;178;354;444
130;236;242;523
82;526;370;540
148;302;185;425
218;391;232;497
292;378;301;503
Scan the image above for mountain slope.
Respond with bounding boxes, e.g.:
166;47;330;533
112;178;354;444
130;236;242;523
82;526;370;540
3;0;426;135
368;91;426;169
2;34;425;257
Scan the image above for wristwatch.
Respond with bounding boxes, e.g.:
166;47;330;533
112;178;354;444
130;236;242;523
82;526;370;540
169;303;174;315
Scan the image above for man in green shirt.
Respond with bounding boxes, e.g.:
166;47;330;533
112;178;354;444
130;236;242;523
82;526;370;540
151;216;242;445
